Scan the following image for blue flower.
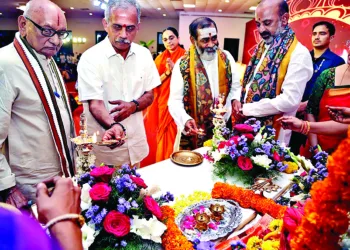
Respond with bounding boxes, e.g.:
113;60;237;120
119;197;126;204
231;240;246;249
160;192;175;203
117;205;126;213
131;200;139;208
124;201;131;210
279;164;288;172
89;165;96;170
121;241;127;247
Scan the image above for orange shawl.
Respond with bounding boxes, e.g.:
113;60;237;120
142;47;186;166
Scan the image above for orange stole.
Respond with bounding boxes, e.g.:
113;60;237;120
142;47;186;167
272;37;298;139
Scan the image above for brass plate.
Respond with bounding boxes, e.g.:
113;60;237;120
96;138;126;146
171;150;203;166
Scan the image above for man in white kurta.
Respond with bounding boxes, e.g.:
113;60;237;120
78;1;160;166
0;1;73;203
168;17;241;149
233;0;313;145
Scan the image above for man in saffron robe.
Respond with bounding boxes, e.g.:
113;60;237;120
168;17;241;149
234;0;313;145
143;27;185;165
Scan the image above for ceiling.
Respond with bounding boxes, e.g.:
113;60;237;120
0;0;258;19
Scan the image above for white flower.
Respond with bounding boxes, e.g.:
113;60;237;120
81;223;96;250
80;183;92;210
252;133;263;146
212;150;223;162
130;215;167;243
251;155;272;169
296;155;314;171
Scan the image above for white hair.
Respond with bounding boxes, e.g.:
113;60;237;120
105;0;141;23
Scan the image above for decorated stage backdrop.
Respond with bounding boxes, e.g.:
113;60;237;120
242;0;350;64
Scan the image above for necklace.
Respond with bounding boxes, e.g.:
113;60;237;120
314;58;325;73
339;65;350;86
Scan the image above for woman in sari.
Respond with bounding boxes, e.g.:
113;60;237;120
279;51;350;157
142;27;186;166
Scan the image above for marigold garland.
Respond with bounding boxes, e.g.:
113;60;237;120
290;130;350;250
171;191;211;217
160;205;194;250
211;182;287;219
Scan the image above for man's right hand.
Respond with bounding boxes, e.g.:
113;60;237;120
232;99;245;121
184;119;199;136
36;177;81;225
102;124;126;148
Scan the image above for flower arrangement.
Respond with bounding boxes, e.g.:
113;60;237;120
290;131;350;250
212;182;287;219
205;118;296;184
79;164;174;249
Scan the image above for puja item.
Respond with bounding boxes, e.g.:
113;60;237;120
175;199;242;241
170;150;203;166
251;177;281;193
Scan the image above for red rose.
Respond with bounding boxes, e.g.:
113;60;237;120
243;133;255;142
130;175;147;188
273;151;283;162
237;156;253;171
218;141;227;150
144;196;162;219
89;183;111;202
234;124;254;133
228;136;240;145
90;166;115;182
103;211;130;237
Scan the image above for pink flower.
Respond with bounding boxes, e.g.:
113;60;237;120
130;175;147;188
89;182;112;202
273;151;283;162
228;136;240;145
237;156;253;171
103;211;130;237
243;133;255;142
182;216;196;230
234;124;254;133
90;166;115;182
144;196;162;219
208;222;218;230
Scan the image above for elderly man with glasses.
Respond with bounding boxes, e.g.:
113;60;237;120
0;0;75;205
77;0;160;167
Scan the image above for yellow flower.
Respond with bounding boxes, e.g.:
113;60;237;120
261;240;280;250
283;161;299;174
203;139;213;147
172;191;211;217
246;236;262;250
269;219;283;232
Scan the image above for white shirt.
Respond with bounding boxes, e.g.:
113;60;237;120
168;50;241;131
242;42;313;145
0;42;71;199
78;37;161;165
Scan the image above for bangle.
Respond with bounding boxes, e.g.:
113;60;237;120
110;122;126;135
165;70;171;76
305;121;310;135
309;145;318;153
131;99;140;113
44;213;85;230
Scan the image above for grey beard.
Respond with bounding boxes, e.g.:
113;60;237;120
195;42;218;61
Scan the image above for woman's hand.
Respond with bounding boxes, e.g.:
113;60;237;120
277;116;303;132
327;106;350;124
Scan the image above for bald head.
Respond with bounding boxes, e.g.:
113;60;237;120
18;0;67;58
255;0;289;44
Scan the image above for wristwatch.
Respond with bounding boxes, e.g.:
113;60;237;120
131;99;140;113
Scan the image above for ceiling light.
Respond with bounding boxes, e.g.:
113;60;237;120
225;0;229;2
101;3;107;10
157;7;161;10
89;13;93;15
70;7;74;10
16;5;26;11
0;13;2;15
183;4;196;8
163;13;166;17
93;0;101;6
82;38;87;43
218;9;222;12
249;6;257;11
104;0;109;2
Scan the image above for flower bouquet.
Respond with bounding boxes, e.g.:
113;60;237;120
78;164;174;250
205;118;295;184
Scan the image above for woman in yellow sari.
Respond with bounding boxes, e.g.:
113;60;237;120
142;27;186;166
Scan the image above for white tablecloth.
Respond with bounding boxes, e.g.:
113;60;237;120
138;147;293;236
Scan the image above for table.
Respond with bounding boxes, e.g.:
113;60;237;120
138;147;293;237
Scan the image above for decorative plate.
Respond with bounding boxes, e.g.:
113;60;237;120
175;199;242;241
170;150;203;166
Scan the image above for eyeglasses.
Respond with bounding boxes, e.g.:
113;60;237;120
25;16;69;39
112;24;137;33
